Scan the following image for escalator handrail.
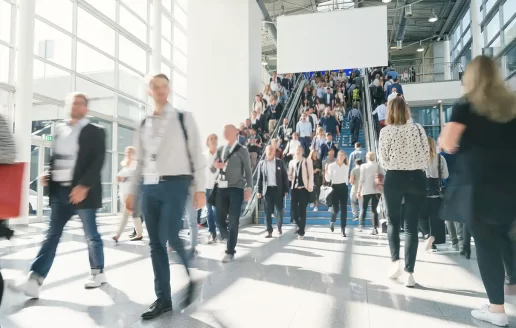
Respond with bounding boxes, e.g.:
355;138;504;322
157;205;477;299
240;75;307;221
362;68;379;154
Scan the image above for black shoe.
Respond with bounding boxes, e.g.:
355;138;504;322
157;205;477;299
210;232;217;244
141;299;172;320
341;231;347;237
460;249;471;259
371;228;378;235
128;229;137;238
265;232;272;238
278;226;283;235
290;218;294;223
330;222;335;232
183;281;197;308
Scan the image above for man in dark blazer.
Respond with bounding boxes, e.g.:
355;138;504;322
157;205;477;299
322;87;334;108
12;92;106;298
277;117;291;150
257;145;289;238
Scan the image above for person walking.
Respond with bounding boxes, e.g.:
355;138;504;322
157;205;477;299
347;103;362;145
348;142;366;175
325;150;350;237
296;112;313;157
205;133;219;243
440;55;516;326
349;159;363;221
288;145;314;239
13;92;107;298
125;74;205;320
213;125;253;262
113;146;143;242
378;97;429;288
257;145;289;238
357;152;383;235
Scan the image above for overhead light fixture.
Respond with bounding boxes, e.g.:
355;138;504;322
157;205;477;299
417;41;424;52
429;9;438;23
262;60;268;66
382;0;392;3
396;40;403;49
438;100;442;103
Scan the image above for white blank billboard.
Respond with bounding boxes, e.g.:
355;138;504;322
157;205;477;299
277;6;388;73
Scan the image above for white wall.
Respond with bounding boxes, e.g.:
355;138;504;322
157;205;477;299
403;81;463;103
188;0;262;143
277;6;388;73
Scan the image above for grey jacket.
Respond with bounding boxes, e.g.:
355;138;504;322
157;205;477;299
215;144;253;189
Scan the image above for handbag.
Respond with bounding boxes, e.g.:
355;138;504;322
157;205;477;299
0;163;26;219
207;145;241;206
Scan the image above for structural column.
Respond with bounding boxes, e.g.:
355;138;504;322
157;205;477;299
443;37;451;80
188;0;262;142
470;0;483;57
14;0;36;225
151;0;162;74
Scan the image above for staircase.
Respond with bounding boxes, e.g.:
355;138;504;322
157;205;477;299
258;125;372;227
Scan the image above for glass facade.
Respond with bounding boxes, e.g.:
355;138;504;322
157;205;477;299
0;0;189;220
410;107;442;140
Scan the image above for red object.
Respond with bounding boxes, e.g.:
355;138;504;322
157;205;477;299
379;120;386;128
0;163;26;219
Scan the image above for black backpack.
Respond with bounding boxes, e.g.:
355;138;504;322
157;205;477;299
374;85;384;99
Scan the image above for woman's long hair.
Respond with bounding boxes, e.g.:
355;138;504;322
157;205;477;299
463;55;516;123
427;137;437;162
386;97;411;125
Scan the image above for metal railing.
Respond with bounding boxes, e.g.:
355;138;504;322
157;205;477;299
363;69;379;154
380;62;462;84
239;74;307;224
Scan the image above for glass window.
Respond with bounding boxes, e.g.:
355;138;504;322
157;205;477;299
485;35;501;56
101;154;112;183
36;0;73;31
33;60;72;100
89;118;113;149
119;35;146;73
118;96;144;122
486;11;500;43
485;0;494;15
174;26;187;54
453;26;461;48
173;48;187;73
83;0;116;20
162;0;172;13
101;184;112;213
162;14;172;40
33;20;72;69
76;77;114;116
76;42;115;87
121;0;148;21
0;1;11;42
503;0;516;24
77;8;115;56
173;94;187;111
174;4;188;29
161;38;171;61
462;9;471;30
506;45;516;74
176;0;188;12
161;62;171;77
0;45;8;83
118;125;136;152
119;5;147;42
119;64;146;100
463;27;471;44
173;70;187;98
505;17;516;45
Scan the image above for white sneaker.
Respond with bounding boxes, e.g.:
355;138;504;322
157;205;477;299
298;235;305;240
388;261;402;279
313;207;318;212
471;305;509;327
222;254;235;263
84;273;106;289
10;274;41;299
405;273;416;287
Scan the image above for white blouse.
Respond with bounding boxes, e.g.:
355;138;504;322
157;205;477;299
286;139;302;156
325;162;350;184
425;154;449;179
378;123;430;171
118;161;137;197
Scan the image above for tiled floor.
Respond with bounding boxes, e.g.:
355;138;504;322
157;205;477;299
1;217;515;327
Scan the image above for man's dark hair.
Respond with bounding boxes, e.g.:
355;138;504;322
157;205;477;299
393;78;399;82
153;73;169;81
355;159;363;166
355;142;361;148
326;132;332;137
72;92;89;107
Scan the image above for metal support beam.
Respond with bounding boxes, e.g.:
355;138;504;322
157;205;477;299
438;0;466;38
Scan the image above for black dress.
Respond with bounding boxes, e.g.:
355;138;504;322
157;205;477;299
311;159;323;202
441;99;516;226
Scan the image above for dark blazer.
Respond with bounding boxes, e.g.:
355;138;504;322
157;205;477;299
301;91;310;102
49;123;106;209
321;93;334;106
264;104;283;124
320;141;338;160
278;124;290;142
281;78;294;91
257;158;289;197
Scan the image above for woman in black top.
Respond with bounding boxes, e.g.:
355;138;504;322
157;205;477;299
440;55;516;327
309;150;323;212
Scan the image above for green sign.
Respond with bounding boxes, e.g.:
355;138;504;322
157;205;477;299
42;135;53;142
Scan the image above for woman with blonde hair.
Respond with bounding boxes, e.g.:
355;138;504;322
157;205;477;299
113;146;143;242
288;145;314;239
357;152;383;235
378;97;429;287
440;55;516;326
420;137;448;252
325;150;350;237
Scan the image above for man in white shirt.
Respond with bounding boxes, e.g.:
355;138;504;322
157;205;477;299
126;73;205;320
373;100;388;132
296;113;312;157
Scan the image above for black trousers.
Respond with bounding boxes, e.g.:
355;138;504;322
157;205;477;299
291;188;309;236
360;194;380;228
419;198;446;244
264;186;285;233
349;123;360;144
470;220;516;305
331;184;348;229
384;170;426;273
462;224;472;250
0;270;3;306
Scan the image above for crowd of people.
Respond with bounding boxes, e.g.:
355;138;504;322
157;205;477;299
0;55;515;328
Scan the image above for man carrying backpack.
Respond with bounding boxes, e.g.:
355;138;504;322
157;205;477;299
348;102;362;145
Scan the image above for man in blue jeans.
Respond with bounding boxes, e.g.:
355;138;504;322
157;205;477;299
213;125;253;262
12;93;106;298
126;74;206;320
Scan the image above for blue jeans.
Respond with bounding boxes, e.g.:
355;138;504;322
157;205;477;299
215;187;244;255
183;193;198;248
141;177;191;302
31;186;104;279
206;188;217;235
